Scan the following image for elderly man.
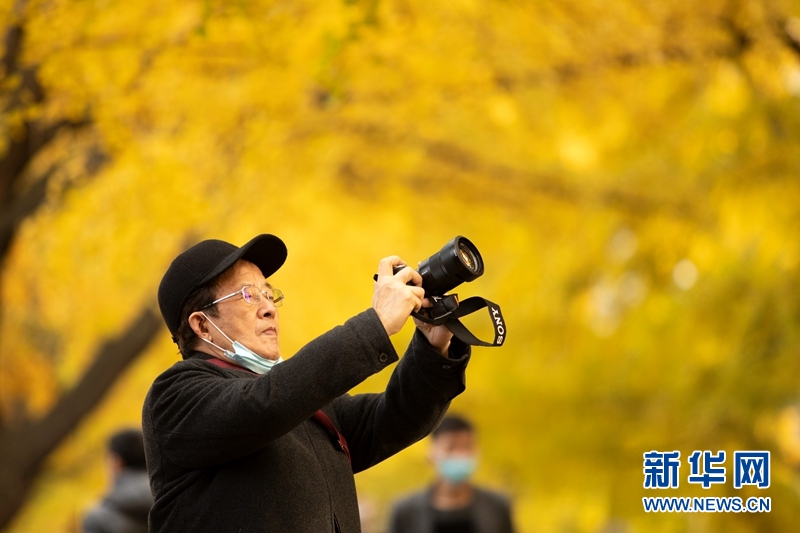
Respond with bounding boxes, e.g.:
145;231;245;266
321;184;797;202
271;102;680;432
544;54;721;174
142;234;471;532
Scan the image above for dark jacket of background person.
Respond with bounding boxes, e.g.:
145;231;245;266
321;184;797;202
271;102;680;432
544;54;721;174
389;486;514;533
82;470;152;533
142;309;470;533
82;428;153;533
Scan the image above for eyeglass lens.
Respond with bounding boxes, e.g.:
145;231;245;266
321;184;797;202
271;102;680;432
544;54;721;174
241;286;284;307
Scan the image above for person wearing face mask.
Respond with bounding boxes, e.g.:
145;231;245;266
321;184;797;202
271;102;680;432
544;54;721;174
143;234;471;533
388;415;516;533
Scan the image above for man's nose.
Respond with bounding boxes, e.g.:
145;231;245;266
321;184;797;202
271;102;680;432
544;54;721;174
259;295;277;318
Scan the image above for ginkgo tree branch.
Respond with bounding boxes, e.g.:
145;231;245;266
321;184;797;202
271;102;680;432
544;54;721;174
329;120;700;221
0;22;97;264
0;18;150;530
0;306;163;531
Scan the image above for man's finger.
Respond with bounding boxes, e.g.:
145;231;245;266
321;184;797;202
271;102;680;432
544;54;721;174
395;265;419;285
411;293;424;313
404;269;423;287
377;256;404;278
409;286;425;301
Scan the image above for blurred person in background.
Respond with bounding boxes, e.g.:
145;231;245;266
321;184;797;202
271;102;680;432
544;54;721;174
82;428;153;533
388;415;515;533
143;235;471;532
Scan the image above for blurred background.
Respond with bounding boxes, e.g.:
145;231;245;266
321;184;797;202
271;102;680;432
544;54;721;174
1;0;800;531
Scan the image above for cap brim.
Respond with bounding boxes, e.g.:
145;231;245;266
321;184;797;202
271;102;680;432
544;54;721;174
197;234;287;286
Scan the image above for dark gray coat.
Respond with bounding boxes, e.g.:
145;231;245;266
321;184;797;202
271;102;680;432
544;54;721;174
388;486;515;533
82;470;153;533
142;309;470;533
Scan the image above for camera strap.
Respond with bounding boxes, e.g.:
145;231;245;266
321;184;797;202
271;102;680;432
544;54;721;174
412;295;506;347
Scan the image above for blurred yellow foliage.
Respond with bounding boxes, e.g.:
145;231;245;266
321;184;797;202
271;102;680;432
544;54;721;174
2;0;800;532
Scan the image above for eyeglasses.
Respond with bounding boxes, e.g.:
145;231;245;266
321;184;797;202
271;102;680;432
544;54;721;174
200;285;284;310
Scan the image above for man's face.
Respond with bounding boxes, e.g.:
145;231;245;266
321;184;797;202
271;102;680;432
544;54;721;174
429;429;476;462
429;429;478;484
206;260;280;360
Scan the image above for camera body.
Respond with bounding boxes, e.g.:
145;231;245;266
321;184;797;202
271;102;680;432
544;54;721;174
395;236;484;296
381;236;504;346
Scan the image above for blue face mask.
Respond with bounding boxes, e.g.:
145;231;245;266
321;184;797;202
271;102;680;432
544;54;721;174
437;457;477;484
200;313;282;375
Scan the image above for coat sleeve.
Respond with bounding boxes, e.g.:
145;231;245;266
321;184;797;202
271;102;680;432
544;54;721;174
475;489;516;533
81;507;103;533
143;309;397;469
332;329;471;473
386;492;430;533
386;501;406;533
500;497;515;533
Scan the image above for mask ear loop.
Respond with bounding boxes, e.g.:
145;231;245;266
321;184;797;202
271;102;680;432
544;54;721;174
198;312;236;355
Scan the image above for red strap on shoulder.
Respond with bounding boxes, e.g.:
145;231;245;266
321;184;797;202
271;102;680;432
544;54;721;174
311;410;352;466
205;357;246;372
205;357;352;467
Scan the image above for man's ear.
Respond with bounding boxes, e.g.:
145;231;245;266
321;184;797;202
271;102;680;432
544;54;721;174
188;311;210;340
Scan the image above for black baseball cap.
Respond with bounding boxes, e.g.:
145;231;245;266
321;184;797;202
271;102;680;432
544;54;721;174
158;234;287;339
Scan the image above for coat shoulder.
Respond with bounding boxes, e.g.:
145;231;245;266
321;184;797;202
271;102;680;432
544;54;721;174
474;486;511;507
391;488;430;514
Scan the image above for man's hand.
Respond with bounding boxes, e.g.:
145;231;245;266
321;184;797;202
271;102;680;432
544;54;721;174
413;318;453;356
373;256;425;336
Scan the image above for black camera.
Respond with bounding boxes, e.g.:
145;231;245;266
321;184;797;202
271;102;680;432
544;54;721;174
380;236;505;347
396;236;484;296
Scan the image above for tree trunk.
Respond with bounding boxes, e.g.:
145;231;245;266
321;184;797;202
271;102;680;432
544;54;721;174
0;307;162;530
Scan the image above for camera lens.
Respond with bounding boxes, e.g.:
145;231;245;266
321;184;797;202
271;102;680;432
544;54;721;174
457;242;481;274
417;236;484;296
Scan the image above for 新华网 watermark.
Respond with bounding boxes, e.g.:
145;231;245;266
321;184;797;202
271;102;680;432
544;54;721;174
642;450;770;513
642;496;771;513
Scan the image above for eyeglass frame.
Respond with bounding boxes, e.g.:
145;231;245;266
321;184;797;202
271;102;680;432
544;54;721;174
199;285;284;311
